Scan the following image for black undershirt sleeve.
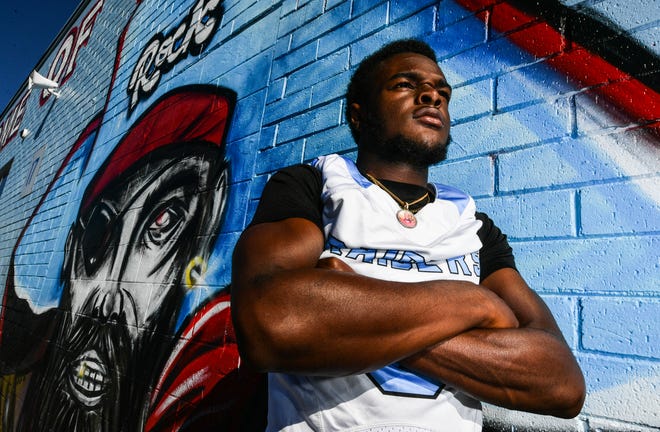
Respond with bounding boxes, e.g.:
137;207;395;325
249;164;516;282
475;212;517;282
249;164;324;230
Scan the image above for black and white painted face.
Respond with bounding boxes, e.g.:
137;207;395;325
20;145;227;431
68;147;226;401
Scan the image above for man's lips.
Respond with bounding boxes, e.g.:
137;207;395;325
413;107;445;129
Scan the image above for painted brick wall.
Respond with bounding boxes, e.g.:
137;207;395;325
0;0;658;430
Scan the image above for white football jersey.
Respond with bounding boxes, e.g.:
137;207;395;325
267;154;484;432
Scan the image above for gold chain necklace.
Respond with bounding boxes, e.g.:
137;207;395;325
365;173;430;228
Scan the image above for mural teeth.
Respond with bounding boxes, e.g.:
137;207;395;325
68;350;108;407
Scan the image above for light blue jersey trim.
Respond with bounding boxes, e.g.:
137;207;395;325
313;155;372;188
342;155;372;188
432;183;471;214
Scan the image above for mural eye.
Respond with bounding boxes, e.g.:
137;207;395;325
145;205;185;246
80;203;115;275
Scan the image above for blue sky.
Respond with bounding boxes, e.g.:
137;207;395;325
0;0;81;113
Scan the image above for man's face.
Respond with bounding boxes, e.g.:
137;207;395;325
355;52;452;166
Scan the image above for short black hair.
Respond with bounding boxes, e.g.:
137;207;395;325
345;39;438;143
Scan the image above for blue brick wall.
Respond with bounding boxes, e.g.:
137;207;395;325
0;0;658;430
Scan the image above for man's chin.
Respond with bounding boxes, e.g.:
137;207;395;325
369;134;451;168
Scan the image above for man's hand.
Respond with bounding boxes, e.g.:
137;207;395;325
315;257;354;272
400;268;586;418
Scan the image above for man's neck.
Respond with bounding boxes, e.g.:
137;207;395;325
356;152;429;187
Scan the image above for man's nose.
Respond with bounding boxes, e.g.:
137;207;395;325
417;83;442;106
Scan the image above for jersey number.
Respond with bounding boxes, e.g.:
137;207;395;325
367;364;445;398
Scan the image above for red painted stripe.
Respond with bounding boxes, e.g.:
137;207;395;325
455;0;659;132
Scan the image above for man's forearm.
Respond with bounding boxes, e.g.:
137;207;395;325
232;269;517;376
400;326;585;418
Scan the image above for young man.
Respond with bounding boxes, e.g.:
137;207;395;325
231;39;585;431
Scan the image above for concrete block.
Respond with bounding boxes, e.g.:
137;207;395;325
202;10;279;73
289;1;350;50
272;35;292;58
209;232;239;286
280;0;298;17
264;88;312;125
232;0;281;32
512;236;659;294
352;0;387;18
278;0;326;38
223;179;250;232
212;51;273;98
258;125;277;151
439;36;535;86
317;4;388;58
226;133;259;182
429;12;487;61
286;49;349;95
476;190;576;238
325;0;345;11
303;125;354;160
499;132;660;192
428;156;494;198
575;85;644;133
267;77;286;104
580;178;660;235
581;297;660;358
541;295;580;349
310;69;350;107
227;90;267;142
590;0;658;30
634;25;660;56
256;140;304;174
275;100;342;144
348;9;436;66
483;404;585;431
272;41;318;80
437;0;479;28
578;354;660;428
450;78;492;121
390;0;437;22
497;62;575;110
451;100;570;157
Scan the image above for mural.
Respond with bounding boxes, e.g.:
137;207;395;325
0;0;657;430
0;0;266;430
0;86;266;431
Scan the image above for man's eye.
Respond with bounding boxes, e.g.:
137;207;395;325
145;205;185;246
393;81;415;89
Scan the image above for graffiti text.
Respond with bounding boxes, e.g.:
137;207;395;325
41;0;104;105
127;0;223;111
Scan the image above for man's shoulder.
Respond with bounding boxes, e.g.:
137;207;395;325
272;163;321;182
431;182;474;215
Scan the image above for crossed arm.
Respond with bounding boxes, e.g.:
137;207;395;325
231;217;585;418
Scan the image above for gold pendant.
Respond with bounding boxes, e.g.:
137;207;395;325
396;208;417;228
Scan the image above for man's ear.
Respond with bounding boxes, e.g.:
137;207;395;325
349;102;363;131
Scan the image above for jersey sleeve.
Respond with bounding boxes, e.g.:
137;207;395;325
249;164;324;230
475;212;517;282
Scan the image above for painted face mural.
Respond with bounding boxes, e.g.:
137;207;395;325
0;87;265;431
